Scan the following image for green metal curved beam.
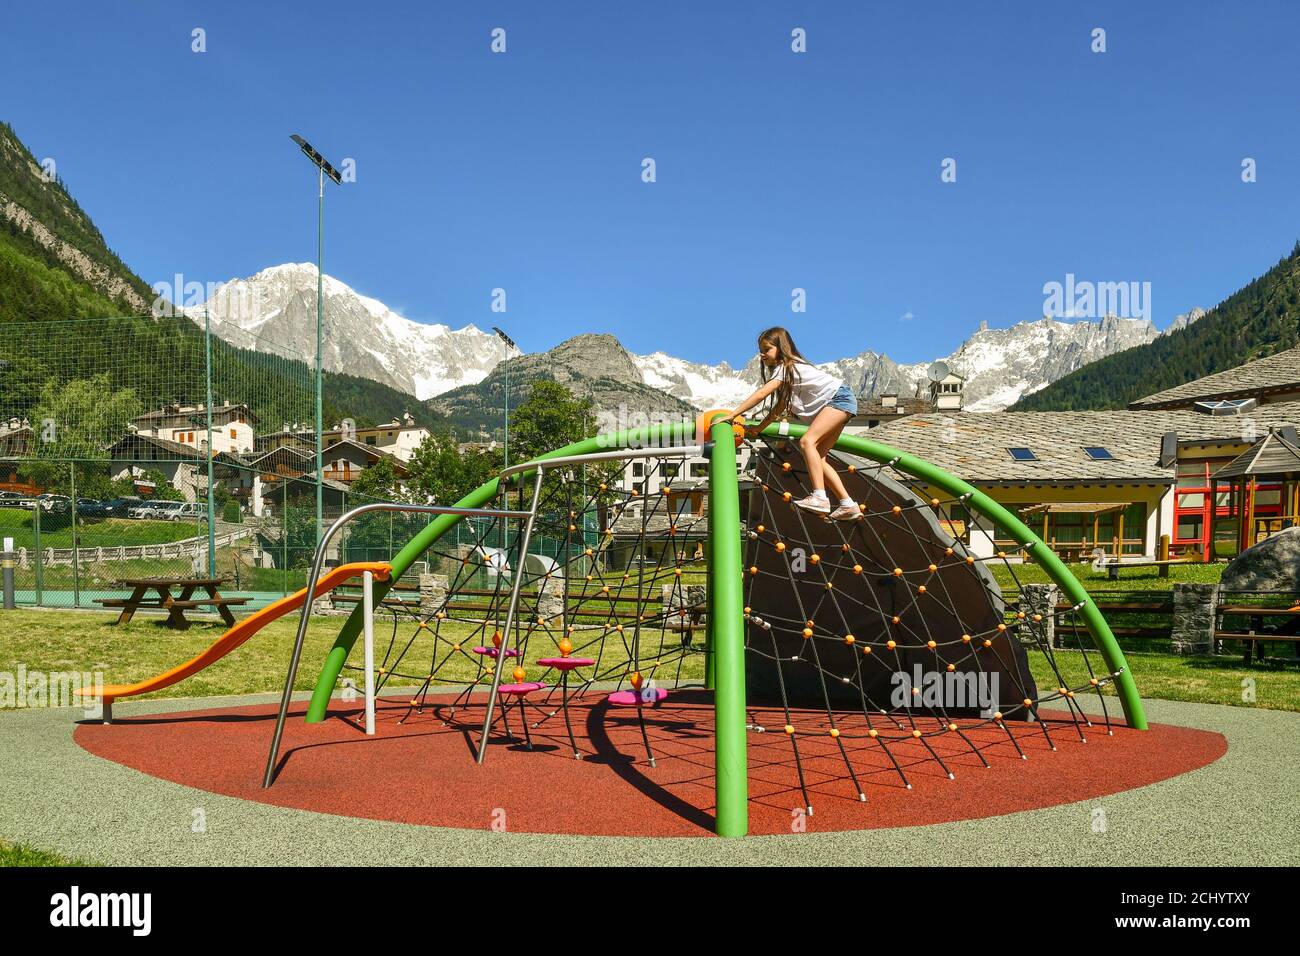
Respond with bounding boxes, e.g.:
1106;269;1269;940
306;416;1146;732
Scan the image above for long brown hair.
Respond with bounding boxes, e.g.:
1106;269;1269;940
758;326;808;418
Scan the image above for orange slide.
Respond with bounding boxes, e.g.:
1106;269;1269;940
76;562;392;705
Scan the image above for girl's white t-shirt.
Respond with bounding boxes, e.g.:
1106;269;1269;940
769;361;842;422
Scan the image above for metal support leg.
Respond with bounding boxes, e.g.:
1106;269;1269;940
476;472;545;764
363;570;375;736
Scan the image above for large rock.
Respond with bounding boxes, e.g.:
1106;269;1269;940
1221;527;1300;592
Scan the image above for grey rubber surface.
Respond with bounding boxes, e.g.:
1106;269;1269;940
1;692;1296;866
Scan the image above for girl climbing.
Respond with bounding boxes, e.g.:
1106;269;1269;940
724;326;861;520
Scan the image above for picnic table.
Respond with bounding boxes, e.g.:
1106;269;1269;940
1094;556;1192;580
94;577;250;629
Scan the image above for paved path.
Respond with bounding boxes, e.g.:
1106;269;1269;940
1;693;1296;866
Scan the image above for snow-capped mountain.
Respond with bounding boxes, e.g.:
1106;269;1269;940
633;313;1175;413
189;264;515;400
193;263;1201;414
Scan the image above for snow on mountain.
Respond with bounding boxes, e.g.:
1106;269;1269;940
195;263;1200;415
633;313;1167;413
636;352;755;410
190;263;514;400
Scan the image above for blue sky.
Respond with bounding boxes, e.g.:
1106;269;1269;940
5;1;1300;369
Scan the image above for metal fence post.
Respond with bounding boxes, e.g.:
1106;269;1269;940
70;463;80;608
33;502;43;606
2;536;14;610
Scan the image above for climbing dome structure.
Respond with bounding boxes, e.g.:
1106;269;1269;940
273;415;1146;837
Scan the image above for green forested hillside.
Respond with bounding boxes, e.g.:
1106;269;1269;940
1013;242;1300;411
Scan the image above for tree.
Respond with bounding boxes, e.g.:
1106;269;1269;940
347;455;408;505
509;379;595;462
19;374;143;495
406;431;502;506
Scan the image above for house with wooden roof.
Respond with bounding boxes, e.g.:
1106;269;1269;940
319;412;429;463
867;400;1300;561
106;433;249;502
130;403;258;456
1210;427;1300;556
0;418;37;494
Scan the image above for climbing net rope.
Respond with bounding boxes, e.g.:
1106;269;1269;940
340;434;1128;811
742;435;1128;810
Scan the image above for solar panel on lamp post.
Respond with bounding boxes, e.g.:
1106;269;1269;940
290;134;344;545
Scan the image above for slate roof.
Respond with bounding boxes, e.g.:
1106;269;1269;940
1130;347;1300;409
865;402;1300;484
1213;429;1300;480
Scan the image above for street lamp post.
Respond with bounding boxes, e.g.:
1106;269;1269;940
291;134;344;545
492;326;517;470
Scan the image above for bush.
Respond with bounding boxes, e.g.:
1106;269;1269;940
222;500;241;523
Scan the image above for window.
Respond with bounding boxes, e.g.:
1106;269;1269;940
1007;447;1038;462
365;437;376;446
229;429;237;438
1083;446;1114;460
662;463;680;478
632;462;644;477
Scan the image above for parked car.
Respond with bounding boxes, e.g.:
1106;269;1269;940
103;497;144;517
145;501;186;520
38;494;71;514
75;498;108;517
167;501;208;521
0;491;33;508
128;501;170;519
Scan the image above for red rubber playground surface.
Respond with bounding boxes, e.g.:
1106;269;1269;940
75;690;1227;837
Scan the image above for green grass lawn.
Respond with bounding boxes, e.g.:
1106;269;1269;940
0;602;1296;712
989;559;1226;592
0;508;200;548
0;840;96;867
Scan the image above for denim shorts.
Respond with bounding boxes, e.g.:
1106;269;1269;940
827;384;857;416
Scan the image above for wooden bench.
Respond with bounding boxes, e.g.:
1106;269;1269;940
1099;558;1192;580
1215;600;1300;662
94;577;249;629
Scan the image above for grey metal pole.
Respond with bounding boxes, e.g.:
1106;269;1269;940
316;164;325;550
2;536;14;610
33;501;42;606
69;463;80;608
204;307;217;577
475;469;544;764
363;568;375;735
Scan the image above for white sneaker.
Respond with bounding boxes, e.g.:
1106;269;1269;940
792;494;831;515
830;503;863;521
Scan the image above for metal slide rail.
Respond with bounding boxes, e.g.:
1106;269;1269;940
262;444;704;788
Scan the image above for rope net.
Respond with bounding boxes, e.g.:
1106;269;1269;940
343;435;1127;811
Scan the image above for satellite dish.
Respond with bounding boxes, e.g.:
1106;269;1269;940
927;360;951;382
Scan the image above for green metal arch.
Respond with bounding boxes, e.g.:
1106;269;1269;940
305;417;1145;733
